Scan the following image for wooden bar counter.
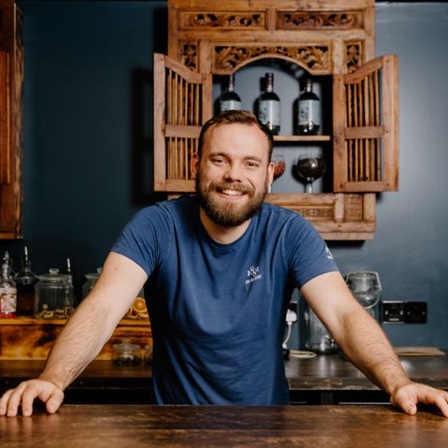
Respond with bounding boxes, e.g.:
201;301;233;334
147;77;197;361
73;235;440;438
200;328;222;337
2;350;448;405
1;404;448;447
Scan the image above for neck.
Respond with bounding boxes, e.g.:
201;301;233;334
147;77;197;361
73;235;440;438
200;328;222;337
199;208;251;244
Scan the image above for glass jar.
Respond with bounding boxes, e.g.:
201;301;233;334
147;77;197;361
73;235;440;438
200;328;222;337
346;271;382;322
143;344;153;365
34;268;75;319
82;267;102;299
303;301;338;354
112;339;141;365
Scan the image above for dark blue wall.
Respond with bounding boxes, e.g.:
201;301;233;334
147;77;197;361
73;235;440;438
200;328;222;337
2;2;448;347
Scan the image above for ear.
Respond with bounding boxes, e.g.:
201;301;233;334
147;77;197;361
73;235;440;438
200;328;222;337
267;161;275;188
191;152;199;178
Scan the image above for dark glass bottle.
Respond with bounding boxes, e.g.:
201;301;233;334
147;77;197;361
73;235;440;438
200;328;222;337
219;74;242;112
296;78;321;135
15;246;38;316
0;261;17;318
258;72;281;135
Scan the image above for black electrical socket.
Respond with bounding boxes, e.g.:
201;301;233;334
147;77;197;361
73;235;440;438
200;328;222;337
288;302;298;313
382;301;427;324
404;301;427;324
382;301;405;323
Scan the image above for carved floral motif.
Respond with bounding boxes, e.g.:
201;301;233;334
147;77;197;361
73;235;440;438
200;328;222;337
278;11;362;29
180;11;265;29
214;45;330;72
295;207;335;220
180;43;198;71
345;41;363;73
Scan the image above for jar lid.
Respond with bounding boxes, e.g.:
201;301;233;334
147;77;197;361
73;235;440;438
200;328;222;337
85;267;102;281
112;338;140;353
38;268;71;284
346;271;382;291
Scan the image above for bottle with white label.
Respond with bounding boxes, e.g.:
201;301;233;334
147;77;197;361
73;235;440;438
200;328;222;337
296;78;321;135
0;262;17;318
219;74;242;112
258;72;280;135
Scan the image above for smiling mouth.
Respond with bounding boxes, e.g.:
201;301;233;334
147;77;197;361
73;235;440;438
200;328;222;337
221;189;244;197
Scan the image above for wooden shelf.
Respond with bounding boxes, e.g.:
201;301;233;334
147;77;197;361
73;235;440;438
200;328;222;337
0;316;152;360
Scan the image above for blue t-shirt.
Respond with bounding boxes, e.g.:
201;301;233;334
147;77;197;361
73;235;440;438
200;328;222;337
111;196;338;405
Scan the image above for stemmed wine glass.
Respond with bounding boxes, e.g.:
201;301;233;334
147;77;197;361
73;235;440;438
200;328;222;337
269;154;286;193
295;154;326;194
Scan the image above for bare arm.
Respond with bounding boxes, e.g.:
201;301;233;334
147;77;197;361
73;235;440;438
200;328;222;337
301;271;448;417
0;252;148;416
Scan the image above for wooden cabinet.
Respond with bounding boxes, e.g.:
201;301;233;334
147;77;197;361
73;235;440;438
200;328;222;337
0;0;23;239
153;0;399;240
0;317;151;360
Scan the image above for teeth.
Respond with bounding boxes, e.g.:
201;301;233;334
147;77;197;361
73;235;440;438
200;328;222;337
222;189;242;196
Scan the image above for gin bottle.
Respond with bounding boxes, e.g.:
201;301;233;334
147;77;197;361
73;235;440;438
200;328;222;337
219;74;242;112
296;78;321;135
258;72;281;135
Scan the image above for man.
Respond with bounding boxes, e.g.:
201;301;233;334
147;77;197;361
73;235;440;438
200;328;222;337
1;110;448;416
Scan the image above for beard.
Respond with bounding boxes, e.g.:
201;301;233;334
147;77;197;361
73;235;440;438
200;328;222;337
195;173;268;227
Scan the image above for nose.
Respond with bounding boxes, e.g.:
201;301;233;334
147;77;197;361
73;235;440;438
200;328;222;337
223;162;243;182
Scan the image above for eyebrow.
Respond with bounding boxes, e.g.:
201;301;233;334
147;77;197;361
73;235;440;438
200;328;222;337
208;151;264;164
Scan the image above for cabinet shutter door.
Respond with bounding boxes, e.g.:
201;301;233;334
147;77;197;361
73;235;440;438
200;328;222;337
0;51;10;186
153;53;212;192
333;54;399;193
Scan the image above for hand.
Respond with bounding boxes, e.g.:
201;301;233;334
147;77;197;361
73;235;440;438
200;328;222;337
0;379;64;417
391;382;448;417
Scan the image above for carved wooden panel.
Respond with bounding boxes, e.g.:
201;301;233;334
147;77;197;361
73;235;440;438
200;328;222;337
169;0;375;75
277;10;364;30
0;0;23;239
214;44;331;74
179;10;266;30
345;40;364;73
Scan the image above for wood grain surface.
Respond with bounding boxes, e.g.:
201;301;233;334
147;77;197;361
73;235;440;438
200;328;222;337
1;404;448;447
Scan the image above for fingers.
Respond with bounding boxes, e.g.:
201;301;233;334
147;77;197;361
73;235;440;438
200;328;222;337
0;380;64;417
42;389;64;415
0;388;14;416
391;383;448;418
425;389;448;418
0;384;31;417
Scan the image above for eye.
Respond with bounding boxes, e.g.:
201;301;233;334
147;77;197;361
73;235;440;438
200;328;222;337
211;156;227;166
245;160;261;169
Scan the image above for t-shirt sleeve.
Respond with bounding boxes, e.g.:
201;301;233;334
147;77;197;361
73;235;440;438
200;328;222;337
287;215;339;289
110;206;170;276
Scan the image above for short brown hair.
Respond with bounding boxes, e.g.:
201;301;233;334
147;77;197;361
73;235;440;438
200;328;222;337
197;110;274;161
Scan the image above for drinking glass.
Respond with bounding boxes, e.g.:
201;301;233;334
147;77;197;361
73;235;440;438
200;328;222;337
269;154;286;193
295;155;326;194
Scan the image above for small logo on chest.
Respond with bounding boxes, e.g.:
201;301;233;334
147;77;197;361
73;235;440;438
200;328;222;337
246;265;262;284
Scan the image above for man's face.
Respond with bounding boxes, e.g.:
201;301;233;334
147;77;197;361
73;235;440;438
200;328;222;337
192;123;274;227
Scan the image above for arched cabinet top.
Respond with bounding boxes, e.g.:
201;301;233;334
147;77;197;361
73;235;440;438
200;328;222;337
212;46;332;76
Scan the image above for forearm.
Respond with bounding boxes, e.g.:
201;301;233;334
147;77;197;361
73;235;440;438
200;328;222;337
38;296;116;391
336;307;412;395
301;272;412;397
